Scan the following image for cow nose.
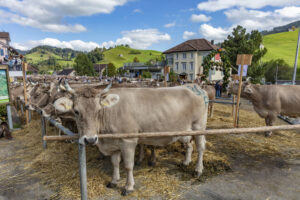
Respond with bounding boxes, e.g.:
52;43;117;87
84;136;98;145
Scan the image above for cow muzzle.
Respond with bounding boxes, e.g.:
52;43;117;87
79;135;98;145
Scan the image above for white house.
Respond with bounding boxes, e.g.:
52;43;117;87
0;32;10;64
163;39;225;81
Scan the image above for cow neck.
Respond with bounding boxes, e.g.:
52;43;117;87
246;85;262;107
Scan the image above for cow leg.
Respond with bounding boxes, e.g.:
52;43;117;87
179;136;193;166
135;144;144;166
107;151;121;188
210;103;214;118
148;146;156;167
120;142;137;196
265;114;276;137
194;135;206;177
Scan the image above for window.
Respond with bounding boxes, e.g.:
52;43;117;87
183;53;186;59
190;74;193;80
176;53;178;59
190;62;193;71
191;52;193;58
182;62;186;71
175;62;179;71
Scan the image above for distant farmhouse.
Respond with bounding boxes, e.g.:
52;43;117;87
163;39;224;81
121;62;165;79
0;32;10;64
58;68;75;76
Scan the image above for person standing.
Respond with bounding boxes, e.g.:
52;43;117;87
215;81;221;97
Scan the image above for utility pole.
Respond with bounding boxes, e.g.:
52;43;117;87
292;27;300;85
275;65;278;85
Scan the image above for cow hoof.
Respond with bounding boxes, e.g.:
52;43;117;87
148;161;156;167
265;132;272;137
106;182;117;188
121;189;133;196
193;171;202;178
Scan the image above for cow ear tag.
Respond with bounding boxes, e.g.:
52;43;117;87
100;94;120;108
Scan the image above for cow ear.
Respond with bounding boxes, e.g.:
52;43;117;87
54;97;73;113
100;94;120;108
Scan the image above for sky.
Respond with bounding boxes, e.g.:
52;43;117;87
0;0;299;52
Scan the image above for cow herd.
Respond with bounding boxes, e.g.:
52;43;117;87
9;76;300;196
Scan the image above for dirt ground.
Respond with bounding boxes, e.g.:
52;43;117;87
0;101;300;200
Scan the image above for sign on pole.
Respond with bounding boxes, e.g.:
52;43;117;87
0;65;11;105
234;54;252;128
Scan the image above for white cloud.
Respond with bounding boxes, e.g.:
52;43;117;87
183;31;196;40
197;0;300;12
12;29;171;51
190;14;211;22
225;7;300;30
12;38;100;51
0;0;129;33
199;24;232;41
164;22;176;28
133;9;142;13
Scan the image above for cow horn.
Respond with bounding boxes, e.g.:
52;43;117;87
102;82;112;94
64;79;75;94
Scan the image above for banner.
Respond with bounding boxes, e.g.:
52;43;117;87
0;66;10;104
237;64;248;76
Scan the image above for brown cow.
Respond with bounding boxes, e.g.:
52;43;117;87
202;85;215;118
53;83;208;196
243;83;300;136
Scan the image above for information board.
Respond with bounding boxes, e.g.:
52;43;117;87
0;65;10;104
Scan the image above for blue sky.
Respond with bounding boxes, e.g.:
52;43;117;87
0;0;299;52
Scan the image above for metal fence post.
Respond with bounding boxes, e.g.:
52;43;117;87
6;104;13;130
41;115;47;149
78;142;88;200
28;110;31;122
20;103;24;115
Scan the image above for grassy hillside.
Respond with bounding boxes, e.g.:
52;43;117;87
263;29;300;66
99;46;163;68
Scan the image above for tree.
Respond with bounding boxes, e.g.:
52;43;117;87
133;57;139;63
142;71;151;78
263;59;294;83
103;63;117;77
222;25;267;83
74;53;95;76
169;69;178;82
87;47;103;64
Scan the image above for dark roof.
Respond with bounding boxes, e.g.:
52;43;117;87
0;32;10;41
27;64;39;73
58;68;74;75
163;39;218;54
93;64;107;73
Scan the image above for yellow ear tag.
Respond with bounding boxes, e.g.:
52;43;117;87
101;100;109;107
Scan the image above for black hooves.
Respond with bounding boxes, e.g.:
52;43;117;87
121;189;133;196
264;132;272;137
106;182;117;188
148;161;156;167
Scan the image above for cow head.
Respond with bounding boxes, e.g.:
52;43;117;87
53;82;119;145
244;82;254;95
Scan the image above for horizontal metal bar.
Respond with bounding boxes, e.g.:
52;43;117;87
209;100;239;105
43;124;300;141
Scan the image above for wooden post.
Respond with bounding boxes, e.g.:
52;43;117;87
231;95;235;117
22;62;29;124
234;54;252;128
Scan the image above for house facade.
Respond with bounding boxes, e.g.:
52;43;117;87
121;61;165;79
0;32;10;64
163;39;225;81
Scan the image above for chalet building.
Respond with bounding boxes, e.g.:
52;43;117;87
58;68;75;76
0;32;10;64
121;61;165;79
93;64;107;76
163;39;225;81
